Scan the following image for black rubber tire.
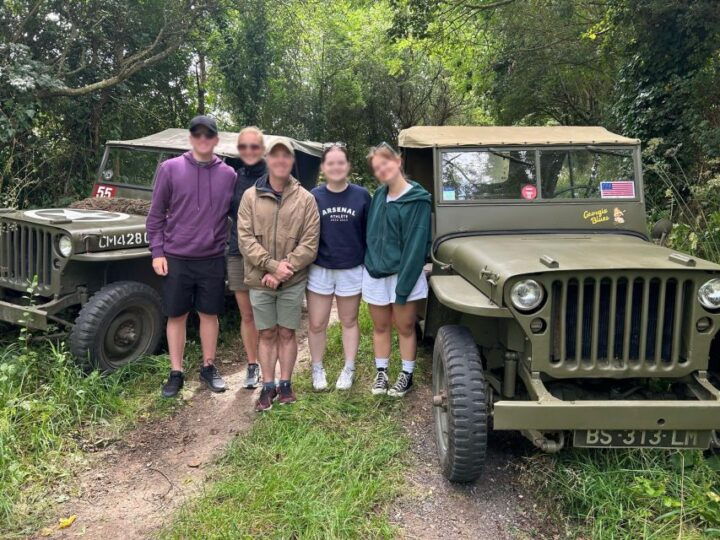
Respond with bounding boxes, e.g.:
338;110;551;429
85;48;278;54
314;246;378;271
433;325;488;483
69;281;163;373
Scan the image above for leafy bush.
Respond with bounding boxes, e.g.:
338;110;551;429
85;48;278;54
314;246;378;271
644;138;720;264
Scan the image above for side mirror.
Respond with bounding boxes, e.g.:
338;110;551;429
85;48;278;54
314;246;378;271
651;218;673;246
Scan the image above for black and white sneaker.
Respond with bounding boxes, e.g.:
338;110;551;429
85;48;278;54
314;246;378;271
371;369;389;395
162;370;184;398
388;371;413;398
199;364;226;393
244;363;261;389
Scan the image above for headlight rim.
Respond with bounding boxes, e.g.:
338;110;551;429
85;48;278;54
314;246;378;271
698;277;720;311
57;234;73;258
510;278;545;312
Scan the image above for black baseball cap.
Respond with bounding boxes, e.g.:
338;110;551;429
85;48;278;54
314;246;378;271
188;115;218;135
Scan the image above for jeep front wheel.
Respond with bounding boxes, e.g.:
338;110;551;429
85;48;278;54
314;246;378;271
69;281;163;373
433;325;488;483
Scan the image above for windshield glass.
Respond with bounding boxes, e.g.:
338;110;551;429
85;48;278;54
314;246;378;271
441;150;536;201
540;148;636;199
100;148;179;187
438;147;637;202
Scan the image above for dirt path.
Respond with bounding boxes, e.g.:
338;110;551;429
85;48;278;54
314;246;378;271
41;310;325;540
392;381;557;540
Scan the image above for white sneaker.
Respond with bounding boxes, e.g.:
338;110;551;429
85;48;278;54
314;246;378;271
335;366;355;390
312;365;328;391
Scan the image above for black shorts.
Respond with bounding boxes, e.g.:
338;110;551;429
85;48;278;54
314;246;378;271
162;256;226;317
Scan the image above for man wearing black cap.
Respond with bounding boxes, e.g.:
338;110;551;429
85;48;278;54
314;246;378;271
146;115;237;397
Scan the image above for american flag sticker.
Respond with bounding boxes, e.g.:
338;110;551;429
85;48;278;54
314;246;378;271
600;181;636;199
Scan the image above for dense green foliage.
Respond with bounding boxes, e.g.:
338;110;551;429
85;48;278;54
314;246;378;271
2;0;719;211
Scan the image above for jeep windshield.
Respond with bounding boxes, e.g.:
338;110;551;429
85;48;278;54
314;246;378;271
440;146;637;202
99;147;180;187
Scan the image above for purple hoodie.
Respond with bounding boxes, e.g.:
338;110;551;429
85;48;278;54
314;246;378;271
146;152;237;259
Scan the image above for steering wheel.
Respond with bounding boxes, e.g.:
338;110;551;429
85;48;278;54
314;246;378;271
551;184;598;198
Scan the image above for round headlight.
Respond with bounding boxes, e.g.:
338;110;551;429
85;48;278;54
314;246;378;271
698;278;720;310
58;235;73;257
510;279;544;311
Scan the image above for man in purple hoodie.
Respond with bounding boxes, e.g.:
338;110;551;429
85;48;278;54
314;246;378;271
146;116;237;398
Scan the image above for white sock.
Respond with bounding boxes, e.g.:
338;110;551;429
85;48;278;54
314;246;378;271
344;359;356;371
375;358;389;370
401;359;415;374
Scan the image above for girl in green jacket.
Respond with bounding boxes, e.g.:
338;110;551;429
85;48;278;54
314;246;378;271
362;143;432;397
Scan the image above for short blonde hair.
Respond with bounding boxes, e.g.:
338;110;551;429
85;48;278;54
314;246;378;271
237;126;264;147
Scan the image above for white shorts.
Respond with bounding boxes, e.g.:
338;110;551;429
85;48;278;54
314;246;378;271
307;264;363;297
361;267;428;306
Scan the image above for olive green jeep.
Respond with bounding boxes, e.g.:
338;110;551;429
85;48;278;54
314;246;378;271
0;129;322;372
400;126;720;483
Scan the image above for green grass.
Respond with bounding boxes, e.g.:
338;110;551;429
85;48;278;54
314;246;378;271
528;448;720;539
0;327;205;536
163;304;421;539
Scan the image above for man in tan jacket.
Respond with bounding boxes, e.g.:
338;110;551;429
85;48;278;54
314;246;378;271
237;137;320;411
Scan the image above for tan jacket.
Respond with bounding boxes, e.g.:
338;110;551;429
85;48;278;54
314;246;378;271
237;174;320;289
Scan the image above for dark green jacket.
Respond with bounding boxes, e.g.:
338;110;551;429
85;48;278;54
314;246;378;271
364;181;432;304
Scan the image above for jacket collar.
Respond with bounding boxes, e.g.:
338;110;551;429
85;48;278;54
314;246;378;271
255;174;299;199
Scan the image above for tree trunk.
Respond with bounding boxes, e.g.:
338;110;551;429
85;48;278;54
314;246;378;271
196;53;207;115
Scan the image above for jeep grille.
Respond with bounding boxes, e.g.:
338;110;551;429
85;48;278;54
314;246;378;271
0;221;54;295
549;274;692;370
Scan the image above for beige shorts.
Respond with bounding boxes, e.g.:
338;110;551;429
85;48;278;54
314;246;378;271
226;255;249;292
249;280;306;330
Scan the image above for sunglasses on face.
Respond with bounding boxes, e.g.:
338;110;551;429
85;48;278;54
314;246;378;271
190;130;216;140
237;143;263;151
322;141;347;149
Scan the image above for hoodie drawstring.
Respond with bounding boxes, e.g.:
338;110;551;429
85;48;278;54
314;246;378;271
196;167;200;211
209;166;213;209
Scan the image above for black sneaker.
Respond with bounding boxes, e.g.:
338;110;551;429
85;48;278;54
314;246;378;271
388;371;413;398
199;364;226;393
244;363;261;389
371;369;389;395
162;370;184;398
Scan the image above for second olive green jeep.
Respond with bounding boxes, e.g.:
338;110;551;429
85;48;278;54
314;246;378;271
0;129;322;372
400;126;720;482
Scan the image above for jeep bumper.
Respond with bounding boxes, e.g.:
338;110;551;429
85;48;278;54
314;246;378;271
494;368;720;431
494;399;720;431
0;299;49;329
0;291;82;330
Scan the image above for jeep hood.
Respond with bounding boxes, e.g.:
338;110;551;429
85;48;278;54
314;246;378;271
437;233;720;302
0;208;148;252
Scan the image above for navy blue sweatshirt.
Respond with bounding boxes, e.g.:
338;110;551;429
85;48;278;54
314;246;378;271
228;159;267;256
311;183;371;269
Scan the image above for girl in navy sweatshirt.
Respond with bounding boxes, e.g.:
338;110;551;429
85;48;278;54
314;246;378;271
307;144;371;391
